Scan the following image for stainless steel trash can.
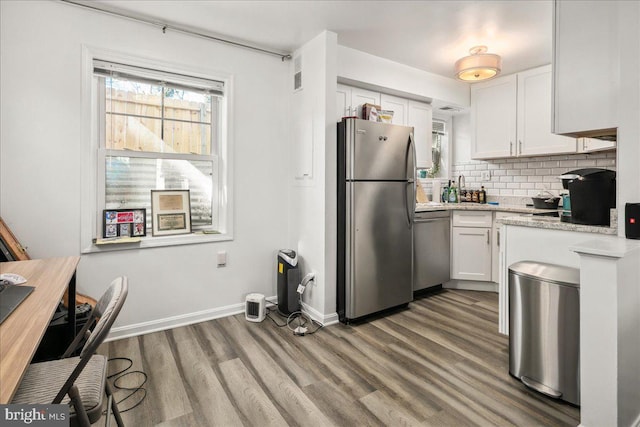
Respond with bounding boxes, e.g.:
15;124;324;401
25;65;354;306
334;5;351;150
509;261;580;406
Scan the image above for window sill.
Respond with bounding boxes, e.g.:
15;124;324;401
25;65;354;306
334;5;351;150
81;231;232;254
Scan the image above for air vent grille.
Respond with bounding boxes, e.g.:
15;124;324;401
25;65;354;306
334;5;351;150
294;55;302;91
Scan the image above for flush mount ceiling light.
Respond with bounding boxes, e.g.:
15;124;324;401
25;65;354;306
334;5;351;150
455;45;502;82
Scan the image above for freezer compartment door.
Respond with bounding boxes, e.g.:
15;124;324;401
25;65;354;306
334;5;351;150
346;119;414;181
346;181;413;319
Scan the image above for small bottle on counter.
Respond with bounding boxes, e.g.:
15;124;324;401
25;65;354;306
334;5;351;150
479;186;486;204
472;190;479;203
448;182;458;203
443;180;451;203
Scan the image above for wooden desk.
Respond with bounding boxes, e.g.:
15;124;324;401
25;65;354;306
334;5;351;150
0;256;80;404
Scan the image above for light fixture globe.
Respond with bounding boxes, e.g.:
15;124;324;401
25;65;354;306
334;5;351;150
455;46;502;82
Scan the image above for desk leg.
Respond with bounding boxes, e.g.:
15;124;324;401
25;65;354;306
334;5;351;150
68;272;77;342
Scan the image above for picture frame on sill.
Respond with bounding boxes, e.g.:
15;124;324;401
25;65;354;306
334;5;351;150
102;208;147;239
151;190;192;236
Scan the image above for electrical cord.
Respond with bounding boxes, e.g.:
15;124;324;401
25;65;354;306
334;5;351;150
102;357;148;415
285;293;323;336
265;305;288;327
261;278;323;336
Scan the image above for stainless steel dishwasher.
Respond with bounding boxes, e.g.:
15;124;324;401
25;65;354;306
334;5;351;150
413;210;450;291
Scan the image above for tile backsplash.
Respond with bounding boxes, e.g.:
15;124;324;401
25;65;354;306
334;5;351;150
431;151;616;199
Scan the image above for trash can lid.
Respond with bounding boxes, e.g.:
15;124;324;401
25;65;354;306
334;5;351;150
509;261;580;287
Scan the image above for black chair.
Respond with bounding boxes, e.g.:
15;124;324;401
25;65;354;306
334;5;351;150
12;277;129;426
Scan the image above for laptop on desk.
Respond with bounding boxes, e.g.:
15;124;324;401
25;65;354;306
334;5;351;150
0;283;35;325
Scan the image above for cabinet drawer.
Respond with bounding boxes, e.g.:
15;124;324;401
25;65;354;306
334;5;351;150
452;211;493;228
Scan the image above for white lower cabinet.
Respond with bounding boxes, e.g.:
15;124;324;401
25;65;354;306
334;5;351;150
451;211;493;282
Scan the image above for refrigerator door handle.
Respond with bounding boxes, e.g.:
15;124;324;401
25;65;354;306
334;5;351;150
405;132;416;228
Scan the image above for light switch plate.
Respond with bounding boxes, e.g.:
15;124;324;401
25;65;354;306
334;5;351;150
217;251;227;267
480;171;491;181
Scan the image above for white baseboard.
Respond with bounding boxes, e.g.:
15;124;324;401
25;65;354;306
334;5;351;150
107;295;340;341
443;280;498;292
106;301;246;342
301;301;339;326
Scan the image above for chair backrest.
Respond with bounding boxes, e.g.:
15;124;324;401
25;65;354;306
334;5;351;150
53;277;128;403
80;276;128;357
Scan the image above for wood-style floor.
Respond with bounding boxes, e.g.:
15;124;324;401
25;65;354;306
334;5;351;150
98;289;580;426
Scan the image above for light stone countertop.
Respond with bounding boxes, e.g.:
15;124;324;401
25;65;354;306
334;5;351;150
415;202;556;215
415;202;617;235
496;215;617;235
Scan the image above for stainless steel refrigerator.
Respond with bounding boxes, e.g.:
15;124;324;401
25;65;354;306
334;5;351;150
337;118;415;323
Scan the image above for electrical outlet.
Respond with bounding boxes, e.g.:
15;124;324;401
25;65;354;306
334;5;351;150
480;170;491;181
217;250;227;267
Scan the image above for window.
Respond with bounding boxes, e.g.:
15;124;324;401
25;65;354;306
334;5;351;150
92;59;227;241
81;50;232;252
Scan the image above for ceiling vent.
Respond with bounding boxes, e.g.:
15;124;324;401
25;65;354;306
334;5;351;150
439;106;462;112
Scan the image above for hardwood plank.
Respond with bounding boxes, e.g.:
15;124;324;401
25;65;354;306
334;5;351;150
154;413;201;427
242;318;321;388
191;320;238;364
218;358;288;427
95;337;155;427
302;379;384;427
359;390;423;427
99;290;579;426
216;316;334;426
165;326;244;426
139;331;193;424
264;320;376;400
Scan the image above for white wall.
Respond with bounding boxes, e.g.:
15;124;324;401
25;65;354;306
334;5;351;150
337;45;469;109
288;31;338;323
615;2;640;425
0;1;290;334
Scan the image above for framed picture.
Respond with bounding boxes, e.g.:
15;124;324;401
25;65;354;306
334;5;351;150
102;208;147;238
151;190;192;236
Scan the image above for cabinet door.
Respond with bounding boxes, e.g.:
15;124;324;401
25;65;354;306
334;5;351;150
553;1;618;135
451;227;492;281
517;66;577;156
577;137;616;153
471;74;517;159
380;94;408;125
407;101;433;169
336;83;352;122
351;87;380;120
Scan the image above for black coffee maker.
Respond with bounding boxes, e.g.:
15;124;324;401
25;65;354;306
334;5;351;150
559;168;616;226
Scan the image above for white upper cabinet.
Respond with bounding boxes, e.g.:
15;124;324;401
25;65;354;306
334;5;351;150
407;101;433;169
472;65;577;160
576;138;616;153
338;85;433;169
336;84;351;122
471;74;517;159
380;94;408;125
336;84;381;122
552;0;618;136
517;66;576;156
351;87;380;120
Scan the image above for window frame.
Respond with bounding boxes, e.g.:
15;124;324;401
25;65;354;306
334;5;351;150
80;46;234;253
